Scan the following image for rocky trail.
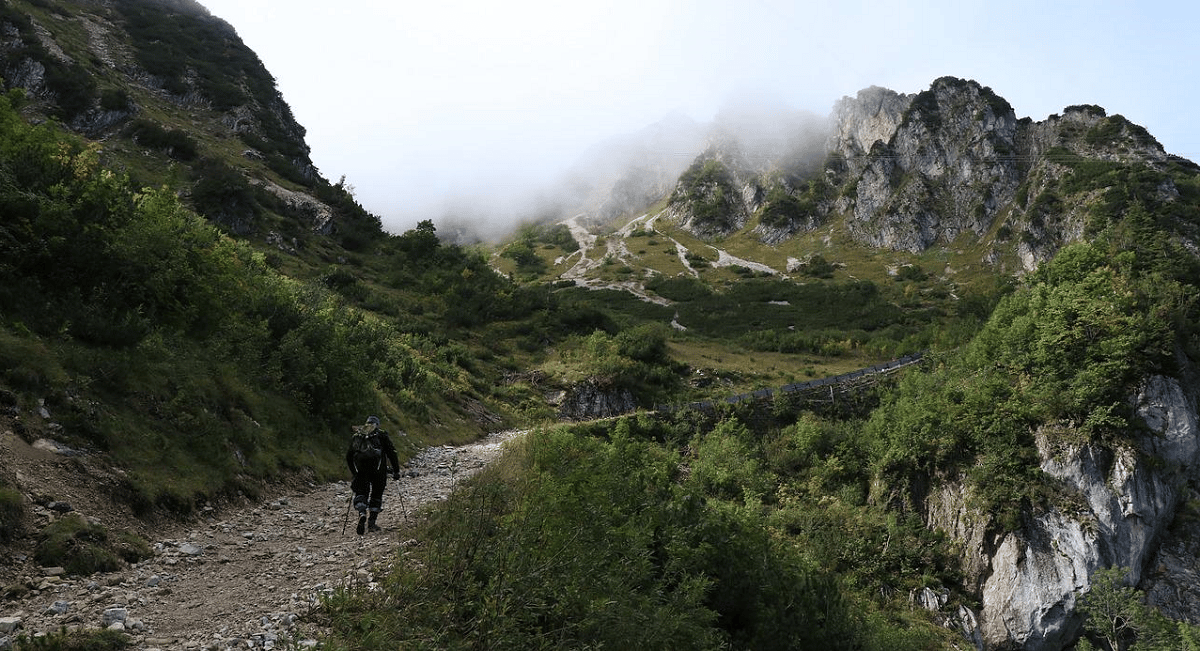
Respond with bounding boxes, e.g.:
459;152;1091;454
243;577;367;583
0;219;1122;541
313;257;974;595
0;429;524;650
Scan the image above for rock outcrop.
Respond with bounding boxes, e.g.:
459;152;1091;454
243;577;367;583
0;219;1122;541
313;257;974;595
833;78;1023;253
661;147;757;239
826;78;1178;270
660;77;1178;273
550;381;637;421
925;372;1200;650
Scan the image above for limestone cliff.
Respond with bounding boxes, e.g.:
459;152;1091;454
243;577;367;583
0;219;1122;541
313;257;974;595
828;78;1180;271
925;371;1200;650
833;78;1022;254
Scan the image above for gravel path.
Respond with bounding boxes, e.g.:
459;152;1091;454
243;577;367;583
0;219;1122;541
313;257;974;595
0;430;525;650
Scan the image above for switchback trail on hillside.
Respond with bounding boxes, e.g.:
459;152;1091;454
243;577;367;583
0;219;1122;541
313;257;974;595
0;430;524;650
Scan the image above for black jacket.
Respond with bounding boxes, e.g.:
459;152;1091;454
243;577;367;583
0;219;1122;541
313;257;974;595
346;428;401;476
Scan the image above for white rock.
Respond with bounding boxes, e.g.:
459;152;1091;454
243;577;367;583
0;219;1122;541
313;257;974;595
930;373;1199;650
178;543;204;556
102;607;128;626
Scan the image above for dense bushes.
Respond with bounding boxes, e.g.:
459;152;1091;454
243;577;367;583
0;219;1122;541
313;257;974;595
759;179;833;228
641;275;942;358
189;156;261;229
537;222;579;252
125;119;198;160
498;222;581;276
317;420;921;650
866;210;1199;529
0;88;470;509
544;325;682;401
1075;566;1200;651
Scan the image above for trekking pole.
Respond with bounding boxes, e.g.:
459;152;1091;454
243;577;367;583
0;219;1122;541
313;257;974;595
341;494;352;536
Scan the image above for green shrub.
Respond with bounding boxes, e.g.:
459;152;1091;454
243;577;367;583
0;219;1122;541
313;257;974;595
558;329;682;399
670;159;740;230
798;254;835;278
99;88;132;112
500;240;544;271
35;515;126;576
13;628;129;650
112;529;153;564
759;179;833;228
538;223;579;252
759;187;807;227
319;422;875;650
689;419;772;503
646;275;712;301
0;486;26;543
190;157;260;226
1076;566;1200;651
894;264;927;282
125;119;198;161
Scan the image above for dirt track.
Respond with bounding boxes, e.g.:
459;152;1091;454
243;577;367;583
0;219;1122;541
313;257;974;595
0;429;523;649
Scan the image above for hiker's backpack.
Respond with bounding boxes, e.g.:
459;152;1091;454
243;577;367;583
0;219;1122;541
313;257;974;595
350;426;383;470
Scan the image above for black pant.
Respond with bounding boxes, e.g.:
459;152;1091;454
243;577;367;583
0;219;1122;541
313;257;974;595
352;471;387;514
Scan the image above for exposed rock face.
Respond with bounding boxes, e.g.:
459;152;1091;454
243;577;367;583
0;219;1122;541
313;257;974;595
629;76;1180;271
1138;372;1200;625
831;78;1023;253
761;77;1175;270
0;0;328;237
1143;508;1200;623
926;373;1200;650
827;85;912;160
551;381;637;421
259;180;335;235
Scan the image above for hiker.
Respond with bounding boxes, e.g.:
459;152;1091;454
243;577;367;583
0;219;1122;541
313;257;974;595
346;415;401;534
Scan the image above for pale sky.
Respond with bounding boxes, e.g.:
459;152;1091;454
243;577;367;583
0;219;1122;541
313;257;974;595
197;0;1200;236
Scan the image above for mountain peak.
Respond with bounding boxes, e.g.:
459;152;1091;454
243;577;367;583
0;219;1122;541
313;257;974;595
643;77;1193;275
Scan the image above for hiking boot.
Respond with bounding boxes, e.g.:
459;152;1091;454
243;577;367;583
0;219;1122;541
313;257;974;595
356;515;366;536
368;522;382;532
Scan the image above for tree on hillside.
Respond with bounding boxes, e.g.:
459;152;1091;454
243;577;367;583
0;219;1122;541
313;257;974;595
394;219;440;261
1077;567;1142;651
1075;566;1200;651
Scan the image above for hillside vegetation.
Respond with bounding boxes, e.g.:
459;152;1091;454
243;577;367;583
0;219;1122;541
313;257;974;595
3;1;1200;648
0;87;471;509
0;81;684;513
318;212;1200;650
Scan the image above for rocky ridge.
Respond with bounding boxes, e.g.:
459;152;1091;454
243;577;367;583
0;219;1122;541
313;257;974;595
659;77;1182;275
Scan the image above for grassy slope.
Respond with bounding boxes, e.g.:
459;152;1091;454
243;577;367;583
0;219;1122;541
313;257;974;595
499;204;1009;403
